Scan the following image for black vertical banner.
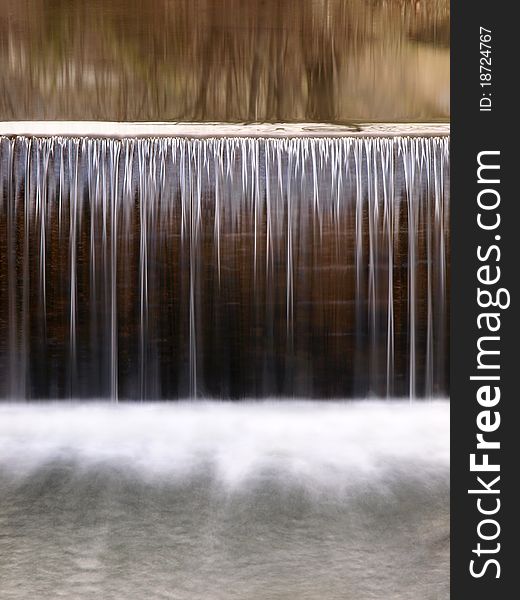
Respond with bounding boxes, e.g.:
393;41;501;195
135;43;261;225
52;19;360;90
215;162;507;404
452;3;518;598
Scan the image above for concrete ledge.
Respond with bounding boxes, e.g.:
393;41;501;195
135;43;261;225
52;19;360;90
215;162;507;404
0;121;450;138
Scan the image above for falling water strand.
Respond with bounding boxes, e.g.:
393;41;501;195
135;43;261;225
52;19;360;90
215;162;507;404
424;142;434;397
366;140;378;394
354;141;364;396
401;138;418;401
110;143;120;401
69;140;79;392
381;139;395;397
6;139;17;397
139;142;149;400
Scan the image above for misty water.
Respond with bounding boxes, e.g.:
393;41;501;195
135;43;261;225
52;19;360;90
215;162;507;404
0;402;449;600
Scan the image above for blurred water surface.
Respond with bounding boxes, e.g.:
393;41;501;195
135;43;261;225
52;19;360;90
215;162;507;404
0;401;449;600
0;0;449;122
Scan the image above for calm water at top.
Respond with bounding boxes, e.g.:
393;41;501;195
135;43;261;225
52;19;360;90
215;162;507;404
0;0;449;122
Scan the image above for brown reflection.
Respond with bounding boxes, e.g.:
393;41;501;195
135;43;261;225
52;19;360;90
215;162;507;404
0;0;449;122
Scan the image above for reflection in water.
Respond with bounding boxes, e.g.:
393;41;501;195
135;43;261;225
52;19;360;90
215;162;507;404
0;402;449;600
0;135;449;400
0;0;449;122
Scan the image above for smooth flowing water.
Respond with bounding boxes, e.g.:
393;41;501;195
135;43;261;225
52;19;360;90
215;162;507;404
0;135;449;400
0;401;449;600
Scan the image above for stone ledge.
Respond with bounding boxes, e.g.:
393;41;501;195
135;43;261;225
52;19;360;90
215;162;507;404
0;121;450;138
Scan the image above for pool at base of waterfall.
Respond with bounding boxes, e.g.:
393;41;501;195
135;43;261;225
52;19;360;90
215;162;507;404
0;401;449;600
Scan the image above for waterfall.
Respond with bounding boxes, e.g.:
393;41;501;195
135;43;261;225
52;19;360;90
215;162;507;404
0;136;449;400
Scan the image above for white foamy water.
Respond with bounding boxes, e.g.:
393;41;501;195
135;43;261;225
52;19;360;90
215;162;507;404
0;401;449;487
0;402;449;600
